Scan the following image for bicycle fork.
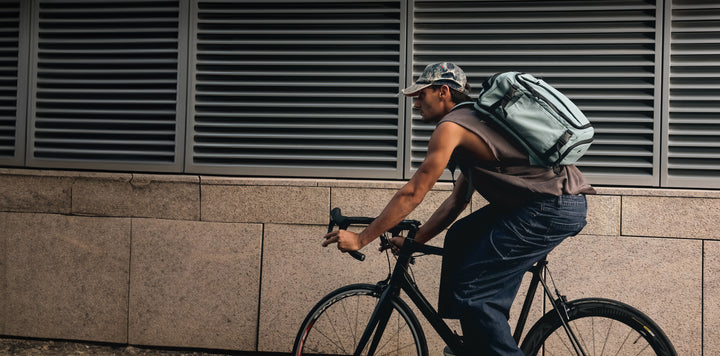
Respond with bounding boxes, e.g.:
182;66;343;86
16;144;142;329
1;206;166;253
353;245;416;356
353;283;396;356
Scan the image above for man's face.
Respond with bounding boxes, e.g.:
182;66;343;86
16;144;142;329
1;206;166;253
412;87;445;123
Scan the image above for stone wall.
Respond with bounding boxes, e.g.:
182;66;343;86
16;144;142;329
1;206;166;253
0;168;718;354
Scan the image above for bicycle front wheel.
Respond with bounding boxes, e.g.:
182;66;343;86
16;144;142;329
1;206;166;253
292;283;427;356
521;298;677;356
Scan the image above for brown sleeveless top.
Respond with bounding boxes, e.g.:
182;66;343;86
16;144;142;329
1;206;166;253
440;103;596;209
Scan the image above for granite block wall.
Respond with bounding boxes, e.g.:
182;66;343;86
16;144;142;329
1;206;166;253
1;168;718;354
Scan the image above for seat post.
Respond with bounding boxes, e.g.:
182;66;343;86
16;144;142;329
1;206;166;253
513;256;548;343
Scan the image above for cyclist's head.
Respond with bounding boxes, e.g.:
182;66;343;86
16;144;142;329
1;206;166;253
402;62;472;122
401;62;471;104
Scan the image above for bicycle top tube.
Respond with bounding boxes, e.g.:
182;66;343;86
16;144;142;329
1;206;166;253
328;207;444;260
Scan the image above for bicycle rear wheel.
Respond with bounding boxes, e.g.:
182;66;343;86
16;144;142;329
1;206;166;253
520;298;676;356
292;283;427;356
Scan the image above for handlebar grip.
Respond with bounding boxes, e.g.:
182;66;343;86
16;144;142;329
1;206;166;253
349;250;365;261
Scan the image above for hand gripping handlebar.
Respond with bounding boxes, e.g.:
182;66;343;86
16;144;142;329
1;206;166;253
327;208;441;261
327;208;373;261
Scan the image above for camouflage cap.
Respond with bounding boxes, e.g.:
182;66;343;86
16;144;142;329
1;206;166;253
401;62;468;96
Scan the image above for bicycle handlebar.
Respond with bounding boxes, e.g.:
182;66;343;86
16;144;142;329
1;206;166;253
327;207;443;261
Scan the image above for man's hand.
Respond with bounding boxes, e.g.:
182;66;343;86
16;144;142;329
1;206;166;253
379;235;405;255
322;229;363;252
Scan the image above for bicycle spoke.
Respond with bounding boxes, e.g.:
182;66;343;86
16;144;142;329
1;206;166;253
612;325;634;356
546;329;574;355
573;319;590;355
600;317;613;355
338;293;359;349
308;326;347;355
328;304;351;354
591;316;595;355
318;316;347;353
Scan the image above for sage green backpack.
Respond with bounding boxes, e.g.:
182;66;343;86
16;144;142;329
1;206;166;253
474;72;594;167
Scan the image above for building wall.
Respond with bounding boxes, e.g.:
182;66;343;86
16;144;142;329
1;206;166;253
0;168;718;355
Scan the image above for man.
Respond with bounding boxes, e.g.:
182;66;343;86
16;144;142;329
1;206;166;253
322;62;595;355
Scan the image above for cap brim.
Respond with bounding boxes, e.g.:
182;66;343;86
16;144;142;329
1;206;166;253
400;83;431;96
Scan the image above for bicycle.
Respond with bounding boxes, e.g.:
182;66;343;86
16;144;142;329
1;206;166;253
292;208;677;356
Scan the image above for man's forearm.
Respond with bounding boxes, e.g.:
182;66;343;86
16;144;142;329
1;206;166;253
357;183;426;247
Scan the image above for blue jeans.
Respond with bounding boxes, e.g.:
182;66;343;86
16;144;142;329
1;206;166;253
438;194;588;356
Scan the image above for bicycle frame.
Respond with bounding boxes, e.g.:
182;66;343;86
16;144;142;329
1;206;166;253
326;208;585;356
353;236;585;356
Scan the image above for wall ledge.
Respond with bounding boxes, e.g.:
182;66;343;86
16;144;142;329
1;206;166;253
2;168;719;198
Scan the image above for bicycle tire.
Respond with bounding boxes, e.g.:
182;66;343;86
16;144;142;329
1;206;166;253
520;298;677;356
292;283;428;356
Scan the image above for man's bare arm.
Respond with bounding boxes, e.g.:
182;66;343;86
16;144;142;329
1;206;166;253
354;122;462;247
323;121;495;252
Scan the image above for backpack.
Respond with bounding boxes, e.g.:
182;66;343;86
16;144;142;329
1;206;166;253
474;72;594;167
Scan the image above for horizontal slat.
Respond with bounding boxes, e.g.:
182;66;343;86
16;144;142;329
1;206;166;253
193;152;398;161
36;118;173;125
194;122;397;130
36;109;176;115
195;112;397;120
194;142;396;151
195;70;398;77
36;138;175;145
195;131;396;140
198;29;398;35
36;127;174;135
195;101;396;109
34;148;175;157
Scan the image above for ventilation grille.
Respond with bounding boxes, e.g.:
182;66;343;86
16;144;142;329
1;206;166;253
0;0;20;162
188;0;404;178
665;0;720;188
30;0;181;168
409;0;660;185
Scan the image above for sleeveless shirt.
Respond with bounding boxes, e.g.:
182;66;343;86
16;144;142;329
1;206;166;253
440;103;596;210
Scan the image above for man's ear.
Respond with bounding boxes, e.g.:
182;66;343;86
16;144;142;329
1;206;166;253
439;85;451;98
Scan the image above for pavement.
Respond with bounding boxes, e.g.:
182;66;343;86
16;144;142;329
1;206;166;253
0;337;254;355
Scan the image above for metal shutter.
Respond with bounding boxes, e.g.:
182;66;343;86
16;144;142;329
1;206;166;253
187;0;405;179
27;0;186;172
408;1;662;186
663;0;720;188
0;0;26;166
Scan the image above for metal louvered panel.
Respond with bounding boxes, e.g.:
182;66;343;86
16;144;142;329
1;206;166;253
187;0;405;179
663;0;720;188
0;0;23;165
28;0;185;171
408;0;661;186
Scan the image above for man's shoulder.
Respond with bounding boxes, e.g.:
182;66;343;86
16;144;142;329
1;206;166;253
441;104;493;133
443;102;489;122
